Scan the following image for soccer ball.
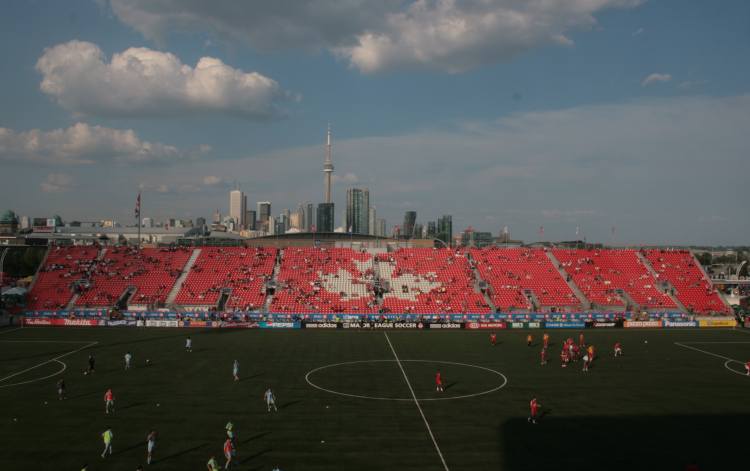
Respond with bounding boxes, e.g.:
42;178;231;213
644;340;648;344
83;371;89;376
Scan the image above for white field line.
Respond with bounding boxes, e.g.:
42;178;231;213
680;341;750;344
0;360;67;389
0;340;98;384
673;342;742;363
384;331;449;471
724;360;749;377
0;327;23;335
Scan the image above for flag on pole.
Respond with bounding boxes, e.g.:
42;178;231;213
539;225;544;237
576;226;580;237
135;192;141;218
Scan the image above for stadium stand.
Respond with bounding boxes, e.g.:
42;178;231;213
27;245;100;310
174;247;276;311
552;249;676;309
270;247;378;313
76;247;191;308
377;248;491;314
471;247;582;311
644;249;730;314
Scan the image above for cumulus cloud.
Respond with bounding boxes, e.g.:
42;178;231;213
40;173;75;193
641;73;672;87
632;27;644;36
0;122;205;165
36;40;292;118
107;0;643;73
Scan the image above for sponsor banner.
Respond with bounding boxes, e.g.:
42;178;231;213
623;320;661;328
145;320;179;328
591;321;617;328
259;321;301;329
507;321;542;329
219;321;259;329
545;321;586;329
428;323;463;329
340;322;425;329
342;322;369;329
24;317;52;326
107;320;138;327
465;322;507;330
181;320;214;328
663;320;699;328
304;322;339;329
698;319;737;328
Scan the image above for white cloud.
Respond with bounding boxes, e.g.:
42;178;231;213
36;40;292;118
641;73;672;87
202;175;223;186
0;122;205;165
108;0;643;73
40;173;75;193
632;27;644;36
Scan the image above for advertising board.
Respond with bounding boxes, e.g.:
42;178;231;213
662;320;699;328
465;322;507;330
623;320;661;328
545;321;586;329
698;319;737;328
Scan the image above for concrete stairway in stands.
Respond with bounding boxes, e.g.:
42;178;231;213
545;250;591;310
636;251;687;312
466;251;497;312
166;248;201;305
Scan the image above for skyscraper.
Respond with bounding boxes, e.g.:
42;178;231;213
317;203;334;232
229;189;246;230
245;210;256;231
377;218;386;237
257;201;271;231
324;125;334;204
402;211;417;239
346;187;370;235
306;202;314;232
368;207;377;236
437;215;453;247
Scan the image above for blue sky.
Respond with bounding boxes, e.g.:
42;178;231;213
1;0;748;245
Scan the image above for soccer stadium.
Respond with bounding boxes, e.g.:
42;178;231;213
1;2;749;471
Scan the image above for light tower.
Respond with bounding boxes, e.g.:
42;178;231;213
324;124;334;204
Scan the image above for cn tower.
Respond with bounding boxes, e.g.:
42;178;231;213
323;124;334;204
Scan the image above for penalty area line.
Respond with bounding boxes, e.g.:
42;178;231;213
384;331;450;471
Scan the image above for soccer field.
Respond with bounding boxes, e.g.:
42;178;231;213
1;326;748;470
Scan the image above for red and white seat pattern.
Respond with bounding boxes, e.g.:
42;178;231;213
27;246;99;310
644;249;730;314
175;247;276;310
377;248;491;314
270;248;377;314
471;248;581;311
76;247;191;308
552;249;676;309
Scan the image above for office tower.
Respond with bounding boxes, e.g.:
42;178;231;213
257;201;271;230
427;221;437;237
413;223;423;239
317;203;334;232
229;189;246;230
377;218;386;237
368;207;377;236
245;211;256;231
346;187;370;235
437;215;453;247
212;209;221;224
290;212;302;230
402;211;417;239
305;202;314;232
142;217;153;228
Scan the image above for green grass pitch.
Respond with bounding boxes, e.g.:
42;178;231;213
1;326;749;470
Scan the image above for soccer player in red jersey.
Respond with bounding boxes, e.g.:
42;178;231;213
104;388;115;414
528;398;541;424
526;334;533;346
490;332;497;346
223;437;234;469
579;332;585;347
435;370;444;392
560;349;569;367
543;333;550;348
614;342;623;357
540;348;547;366
745;361;750;376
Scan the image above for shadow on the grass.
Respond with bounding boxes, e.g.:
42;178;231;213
500;413;748;471
239;447;272;465
239;372;264;382
280;399;302;410
239;431;271;445
158;442;208;462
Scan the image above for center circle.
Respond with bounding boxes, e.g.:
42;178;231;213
305;359;508;401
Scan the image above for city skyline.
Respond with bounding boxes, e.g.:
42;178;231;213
0;1;748;245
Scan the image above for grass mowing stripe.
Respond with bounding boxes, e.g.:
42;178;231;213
384;331;450;471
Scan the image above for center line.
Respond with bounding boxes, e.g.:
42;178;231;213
384;332;449;471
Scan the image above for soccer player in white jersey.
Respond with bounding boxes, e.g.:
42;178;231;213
264;388;278;412
124;352;132;370
232;360;240;382
185;336;193;352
